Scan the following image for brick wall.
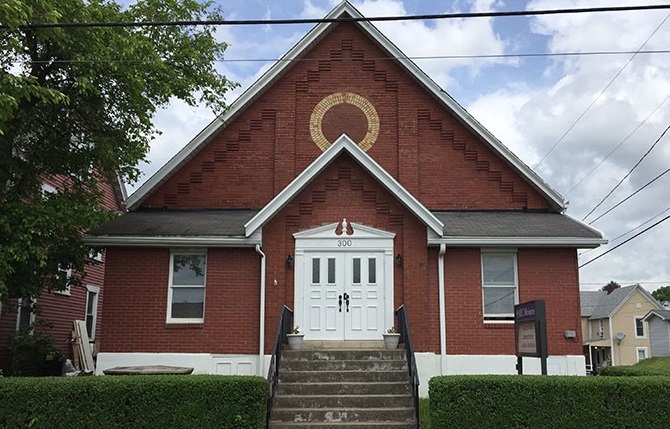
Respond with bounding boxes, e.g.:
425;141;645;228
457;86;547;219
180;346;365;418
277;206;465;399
140;23;549;212
101;247;260;355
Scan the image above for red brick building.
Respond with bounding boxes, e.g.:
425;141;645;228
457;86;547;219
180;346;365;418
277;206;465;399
86;2;604;386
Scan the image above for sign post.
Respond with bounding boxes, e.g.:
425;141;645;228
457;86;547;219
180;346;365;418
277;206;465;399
514;300;548;375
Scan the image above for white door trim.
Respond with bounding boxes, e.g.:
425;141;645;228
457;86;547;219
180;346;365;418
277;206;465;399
294;220;395;340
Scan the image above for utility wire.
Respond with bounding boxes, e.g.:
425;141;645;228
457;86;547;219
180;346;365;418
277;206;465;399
534;12;670;169
579;206;670;257
566;93;670;196
588;168;670;225
582;123;670;221
5;5;670;29
579;213;670;268
21;49;670;65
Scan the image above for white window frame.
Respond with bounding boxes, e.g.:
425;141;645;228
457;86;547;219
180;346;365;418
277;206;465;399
167;251;207;324
634;316;646;339
85;285;100;341
636;346;648;362
88;248;103;262
481;249;518;322
16;298;36;330
54;266;72;296
41;182;57;195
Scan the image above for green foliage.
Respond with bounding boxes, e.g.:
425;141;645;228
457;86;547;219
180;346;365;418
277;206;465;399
429;375;670;429
599;358;670;377
419;397;431;429
651;285;670;303
0;375;268;429
0;0;236;302
8;320;63;376
601;280;621;293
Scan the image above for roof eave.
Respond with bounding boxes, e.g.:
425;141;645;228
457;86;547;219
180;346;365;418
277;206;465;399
83;233;261;248
427;237;607;247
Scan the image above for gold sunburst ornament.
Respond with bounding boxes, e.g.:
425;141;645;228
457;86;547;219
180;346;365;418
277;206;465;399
310;92;380;152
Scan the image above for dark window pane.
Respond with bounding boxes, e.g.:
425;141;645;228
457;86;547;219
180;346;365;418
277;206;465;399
171;287;205;319
353;258;361;283
172;255;206;285
312;258;320;284
368;258;376;284
483;287;515;316
328;258;336;284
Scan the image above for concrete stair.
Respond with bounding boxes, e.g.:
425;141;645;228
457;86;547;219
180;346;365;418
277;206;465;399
269;341;417;429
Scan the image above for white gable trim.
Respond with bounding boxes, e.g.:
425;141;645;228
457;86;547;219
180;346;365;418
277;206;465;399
244;134;443;237
126;1;564;211
427;236;607;248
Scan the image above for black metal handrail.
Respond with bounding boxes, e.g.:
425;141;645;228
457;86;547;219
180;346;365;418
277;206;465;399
266;305;293;428
396;304;420;429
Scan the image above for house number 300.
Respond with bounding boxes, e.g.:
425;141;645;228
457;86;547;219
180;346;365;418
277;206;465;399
337;239;352;247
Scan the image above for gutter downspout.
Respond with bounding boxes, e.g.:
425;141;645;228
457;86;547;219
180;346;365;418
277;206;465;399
438;244;447;375
255;245;266;376
608;316;615;366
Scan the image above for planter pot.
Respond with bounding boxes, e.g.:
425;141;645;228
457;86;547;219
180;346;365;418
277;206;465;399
383;333;401;349
287;334;305;350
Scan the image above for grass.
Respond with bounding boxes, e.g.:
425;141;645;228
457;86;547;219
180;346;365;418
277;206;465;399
635;357;670;373
419;397;431;429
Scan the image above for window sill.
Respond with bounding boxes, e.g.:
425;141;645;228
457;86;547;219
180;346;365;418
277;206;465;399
483;321;514;329
165;323;204;329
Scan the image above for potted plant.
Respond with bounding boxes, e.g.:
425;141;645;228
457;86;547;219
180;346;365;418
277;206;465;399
287;326;304;350
383;327;401;349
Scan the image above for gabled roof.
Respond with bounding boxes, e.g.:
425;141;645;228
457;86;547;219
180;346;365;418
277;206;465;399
643;309;670;322
581;284;662;320
125;0;565;212
244;134;444;237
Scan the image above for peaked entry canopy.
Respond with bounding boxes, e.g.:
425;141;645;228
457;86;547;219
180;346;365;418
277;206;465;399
244;134;444;237
125;0;564;212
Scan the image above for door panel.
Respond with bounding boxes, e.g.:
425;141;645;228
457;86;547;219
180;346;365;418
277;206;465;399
304;251;385;340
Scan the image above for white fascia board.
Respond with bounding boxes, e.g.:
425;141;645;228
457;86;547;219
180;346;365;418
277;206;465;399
427;236;608;248
245;134;444;237
83;233;261;248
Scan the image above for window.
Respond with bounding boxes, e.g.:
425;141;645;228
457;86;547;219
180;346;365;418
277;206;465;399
168;253;207;323
481;252;518;320
636;347;648;362
16;298;36;330
54;265;72;296
598;319;605;338
85;286;100;340
634;317;646;338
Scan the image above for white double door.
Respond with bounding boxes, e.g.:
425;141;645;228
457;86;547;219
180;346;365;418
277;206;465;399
304;251;385;340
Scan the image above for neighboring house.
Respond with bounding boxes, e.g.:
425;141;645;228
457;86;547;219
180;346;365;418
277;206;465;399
643;310;670;358
0;175;125;374
581;284;663;371
85;1;605;387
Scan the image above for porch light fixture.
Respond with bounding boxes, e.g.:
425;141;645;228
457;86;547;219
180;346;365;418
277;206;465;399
395;254;403;267
286;254;294;268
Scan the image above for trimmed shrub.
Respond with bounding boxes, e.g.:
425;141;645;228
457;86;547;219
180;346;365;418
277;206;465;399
0;375;268;429
430;375;670;429
599;358;670;377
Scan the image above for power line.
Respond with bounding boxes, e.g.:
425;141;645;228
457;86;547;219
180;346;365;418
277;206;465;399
579;213;670;268
579;206;670;257
588;168;670;225
4;4;670;29
581;123;670;222
20;49;670;66
566;93;670;196
533;12;670;169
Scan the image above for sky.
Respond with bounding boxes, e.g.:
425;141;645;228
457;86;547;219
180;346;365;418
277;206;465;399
127;0;670;293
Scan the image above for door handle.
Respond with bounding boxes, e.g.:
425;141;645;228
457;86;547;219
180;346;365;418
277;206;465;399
338;295;342;312
343;293;350;312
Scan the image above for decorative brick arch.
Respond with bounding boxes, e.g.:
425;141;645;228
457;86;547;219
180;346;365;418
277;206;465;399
310;92;380;152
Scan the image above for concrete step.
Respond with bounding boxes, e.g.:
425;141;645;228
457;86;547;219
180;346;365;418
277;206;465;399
273;394;413;409
269;422;417;429
282;349;406;361
279;369;409;383
276;381;411;396
270;407;416;424
281;358;407;371
298;340;389;350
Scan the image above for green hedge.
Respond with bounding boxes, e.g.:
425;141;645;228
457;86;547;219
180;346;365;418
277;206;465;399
599;358;670;377
0;375;268;429
430;375;670;429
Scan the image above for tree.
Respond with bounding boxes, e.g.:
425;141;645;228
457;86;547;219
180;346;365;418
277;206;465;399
651;286;670;303
0;0;236;302
602;281;621;294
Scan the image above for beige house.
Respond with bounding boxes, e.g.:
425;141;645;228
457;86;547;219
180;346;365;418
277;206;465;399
581;284;662;372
